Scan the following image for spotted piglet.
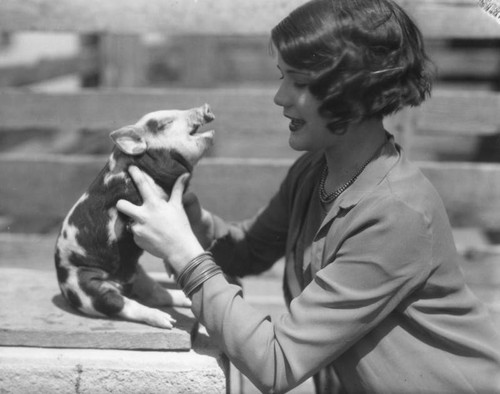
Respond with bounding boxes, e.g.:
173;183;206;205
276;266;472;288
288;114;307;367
54;104;215;328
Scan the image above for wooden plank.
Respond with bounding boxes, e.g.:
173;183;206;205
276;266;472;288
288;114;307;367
386;89;500;136
0;88;497;141
384;107;418;159
419;90;500;135
460;249;500;287
419;161;500;229
0;0;498;38
175;36;223;88
0;56;81;87
427;43;500;80
0;88;283;130
0;154;105;222
0;88;294;158
0;0;302;35
1;155;500;229
0;155;291;223
0;233;167;273
0;267;196;350
191;158;292;221
100;35;147;87
398;0;500;39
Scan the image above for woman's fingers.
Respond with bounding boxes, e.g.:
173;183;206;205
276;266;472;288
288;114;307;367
116;199;142;221
117;169;190;223
128;165;157;202
183;191;202;222
170;173;191;204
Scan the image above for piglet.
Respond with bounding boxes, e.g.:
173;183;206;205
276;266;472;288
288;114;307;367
54;104;214;328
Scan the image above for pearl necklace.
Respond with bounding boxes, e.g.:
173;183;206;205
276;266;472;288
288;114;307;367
319;141;386;205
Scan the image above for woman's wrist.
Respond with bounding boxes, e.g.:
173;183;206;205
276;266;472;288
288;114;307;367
174;251;223;298
163;236;204;275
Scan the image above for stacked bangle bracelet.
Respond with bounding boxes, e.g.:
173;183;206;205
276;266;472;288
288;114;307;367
176;251;223;298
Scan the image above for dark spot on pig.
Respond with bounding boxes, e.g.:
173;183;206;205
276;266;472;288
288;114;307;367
66;289;82;309
76;266;129;316
93;289;125;316
122;282;133;297
135;148;191;188
56;265;69;284
63;230;67;239
146;118;159;133
55;252;69;283
68;251;87;267
56;265;69;285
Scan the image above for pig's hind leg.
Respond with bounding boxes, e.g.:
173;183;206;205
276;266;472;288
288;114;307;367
67;267;176;329
117;296;176;329
93;281;177;329
131;264;191;308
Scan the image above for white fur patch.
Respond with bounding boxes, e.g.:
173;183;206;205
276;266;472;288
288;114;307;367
57;223;87;257
104;152;127;185
108;152;117;171
104;170;126;185
57;193;89;258
60;267;104;316
107;208;123;244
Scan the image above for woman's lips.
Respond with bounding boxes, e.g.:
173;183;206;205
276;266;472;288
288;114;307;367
288;117;306;132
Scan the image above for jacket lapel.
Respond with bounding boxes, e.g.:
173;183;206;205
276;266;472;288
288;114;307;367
310;136;401;277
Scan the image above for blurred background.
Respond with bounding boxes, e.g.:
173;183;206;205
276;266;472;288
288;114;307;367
0;32;499;234
0;2;499;392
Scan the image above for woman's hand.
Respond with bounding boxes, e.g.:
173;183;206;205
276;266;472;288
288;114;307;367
116;166;204;274
182;191;215;249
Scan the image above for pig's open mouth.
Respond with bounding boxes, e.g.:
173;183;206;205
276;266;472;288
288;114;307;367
189;108;215;136
189;125;202;135
189;122;214;137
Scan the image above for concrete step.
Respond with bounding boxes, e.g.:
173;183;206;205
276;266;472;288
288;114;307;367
0;268;195;350
0;262;227;393
0;342;226;394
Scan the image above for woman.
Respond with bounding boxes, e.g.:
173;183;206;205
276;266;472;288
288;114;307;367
117;0;500;392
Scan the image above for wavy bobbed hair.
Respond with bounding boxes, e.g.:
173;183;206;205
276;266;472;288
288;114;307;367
271;0;434;132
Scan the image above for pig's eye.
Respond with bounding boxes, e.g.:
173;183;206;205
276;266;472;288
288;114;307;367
158;120;174;130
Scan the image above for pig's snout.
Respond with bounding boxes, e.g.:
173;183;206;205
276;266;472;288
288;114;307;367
200;103;215;123
188;104;214;127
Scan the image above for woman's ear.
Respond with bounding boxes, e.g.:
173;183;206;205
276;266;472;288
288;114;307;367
109;125;147;155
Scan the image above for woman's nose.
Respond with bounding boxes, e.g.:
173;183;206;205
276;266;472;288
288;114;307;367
273;83;289;108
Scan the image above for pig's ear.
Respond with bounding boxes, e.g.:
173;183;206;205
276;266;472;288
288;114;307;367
110;125;147;155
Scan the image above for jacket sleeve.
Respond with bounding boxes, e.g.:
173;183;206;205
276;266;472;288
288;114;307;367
207;158;302;277
191;197;433;393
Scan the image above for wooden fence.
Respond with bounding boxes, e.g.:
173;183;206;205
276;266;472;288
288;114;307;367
0;1;499;392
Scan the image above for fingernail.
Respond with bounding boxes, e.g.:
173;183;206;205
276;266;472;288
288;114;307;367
129;165;139;175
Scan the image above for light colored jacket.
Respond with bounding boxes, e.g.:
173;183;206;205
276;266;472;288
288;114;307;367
191;136;500;393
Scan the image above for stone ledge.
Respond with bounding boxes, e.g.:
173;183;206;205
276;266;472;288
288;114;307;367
0;268;195;350
0;345;226;394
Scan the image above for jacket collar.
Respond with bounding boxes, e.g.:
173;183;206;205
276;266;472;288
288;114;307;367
320;134;401;228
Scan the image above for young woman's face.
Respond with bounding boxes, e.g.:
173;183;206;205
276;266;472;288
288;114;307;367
274;53;334;152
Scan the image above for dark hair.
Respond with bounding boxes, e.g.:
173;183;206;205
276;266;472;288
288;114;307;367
271;0;434;132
